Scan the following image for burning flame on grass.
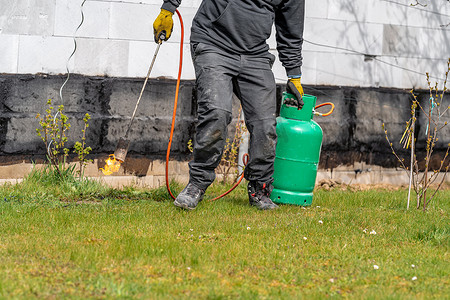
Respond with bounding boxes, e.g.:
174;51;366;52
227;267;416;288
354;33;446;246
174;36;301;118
100;154;122;175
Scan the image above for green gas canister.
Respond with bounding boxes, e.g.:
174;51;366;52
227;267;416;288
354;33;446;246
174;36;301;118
270;92;334;206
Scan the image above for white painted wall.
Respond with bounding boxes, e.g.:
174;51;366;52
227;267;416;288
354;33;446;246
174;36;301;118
0;0;449;89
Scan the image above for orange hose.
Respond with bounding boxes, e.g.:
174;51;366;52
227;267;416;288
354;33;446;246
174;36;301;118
314;102;335;117
165;10;247;201
165;9;184;200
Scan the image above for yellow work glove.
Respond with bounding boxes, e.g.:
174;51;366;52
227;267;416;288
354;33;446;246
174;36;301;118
153;9;174;43
286;77;304;109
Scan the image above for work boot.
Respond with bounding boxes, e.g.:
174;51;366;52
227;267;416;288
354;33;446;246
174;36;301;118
248;181;279;210
174;183;205;210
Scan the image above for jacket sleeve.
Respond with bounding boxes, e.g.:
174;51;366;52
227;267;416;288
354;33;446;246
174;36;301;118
274;0;305;77
161;0;181;13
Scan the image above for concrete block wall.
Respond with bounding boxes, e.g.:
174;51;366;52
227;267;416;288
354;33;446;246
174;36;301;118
1;0;449;89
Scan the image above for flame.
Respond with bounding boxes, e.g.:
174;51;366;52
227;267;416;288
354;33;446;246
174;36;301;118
100;154;122;175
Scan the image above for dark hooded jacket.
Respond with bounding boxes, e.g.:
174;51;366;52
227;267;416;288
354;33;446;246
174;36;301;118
162;0;305;76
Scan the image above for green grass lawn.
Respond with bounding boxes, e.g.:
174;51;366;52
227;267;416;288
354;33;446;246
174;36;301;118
0;172;449;299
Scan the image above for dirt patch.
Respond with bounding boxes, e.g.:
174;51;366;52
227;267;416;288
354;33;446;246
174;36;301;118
317;179;407;191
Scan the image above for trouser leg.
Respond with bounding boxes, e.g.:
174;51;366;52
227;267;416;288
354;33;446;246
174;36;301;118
188;44;238;190
236;54;277;184
243;118;277;184
189;108;232;190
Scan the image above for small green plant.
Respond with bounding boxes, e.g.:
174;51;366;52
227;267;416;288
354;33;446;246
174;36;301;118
187;138;194;153
383;58;450;210
73;113;93;178
36;99;92;180
36;99;71;178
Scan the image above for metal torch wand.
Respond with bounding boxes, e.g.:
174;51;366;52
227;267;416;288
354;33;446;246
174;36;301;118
113;38;164;162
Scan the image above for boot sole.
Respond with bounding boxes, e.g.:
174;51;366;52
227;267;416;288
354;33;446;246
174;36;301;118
173;200;196;210
249;202;279;210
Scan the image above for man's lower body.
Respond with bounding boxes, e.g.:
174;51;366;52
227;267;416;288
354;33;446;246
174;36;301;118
174;42;278;210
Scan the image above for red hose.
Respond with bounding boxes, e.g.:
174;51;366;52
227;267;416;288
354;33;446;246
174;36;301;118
165;10;247;201
208;154;248;202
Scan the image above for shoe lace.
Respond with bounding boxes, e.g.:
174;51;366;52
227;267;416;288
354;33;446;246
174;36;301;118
251;183;271;200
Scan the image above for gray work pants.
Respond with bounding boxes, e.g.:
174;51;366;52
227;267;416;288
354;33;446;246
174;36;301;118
189;43;277;191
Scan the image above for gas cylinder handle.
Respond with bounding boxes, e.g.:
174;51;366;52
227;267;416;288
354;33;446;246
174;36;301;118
314;102;335;117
